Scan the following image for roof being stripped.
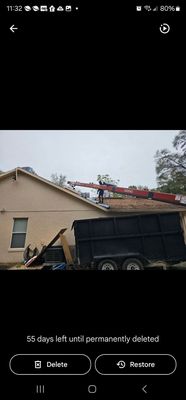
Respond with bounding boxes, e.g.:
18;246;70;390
104;197;185;212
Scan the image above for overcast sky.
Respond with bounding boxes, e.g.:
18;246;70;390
0;131;178;189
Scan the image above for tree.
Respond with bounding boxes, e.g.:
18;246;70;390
97;174;121;198
97;174;120;186
155;130;186;194
173;130;186;153
128;185;149;190
51;173;66;187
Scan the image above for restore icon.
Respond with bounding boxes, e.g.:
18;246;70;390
117;360;126;369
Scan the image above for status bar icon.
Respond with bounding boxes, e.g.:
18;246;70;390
49;5;55;12
144;5;151;11
32;6;40;11
24;6;32;11
65;6;72;12
57;6;64;11
40;5;48;12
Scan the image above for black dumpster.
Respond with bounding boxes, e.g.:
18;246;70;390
72;213;186;270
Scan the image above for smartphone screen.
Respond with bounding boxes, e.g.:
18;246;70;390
0;1;185;398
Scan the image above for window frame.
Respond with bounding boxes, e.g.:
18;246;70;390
10;218;28;249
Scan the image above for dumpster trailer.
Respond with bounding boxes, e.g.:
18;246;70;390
72;212;186;270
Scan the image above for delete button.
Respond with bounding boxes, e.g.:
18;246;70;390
9;354;91;375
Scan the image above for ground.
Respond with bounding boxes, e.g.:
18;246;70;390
0;262;186;270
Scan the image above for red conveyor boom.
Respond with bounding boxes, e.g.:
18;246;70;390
67;181;186;206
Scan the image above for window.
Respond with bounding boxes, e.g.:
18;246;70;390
11;218;28;248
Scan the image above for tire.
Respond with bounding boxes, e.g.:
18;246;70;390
122;258;144;270
98;259;118;270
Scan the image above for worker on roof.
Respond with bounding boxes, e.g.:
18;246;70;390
97;180;104;203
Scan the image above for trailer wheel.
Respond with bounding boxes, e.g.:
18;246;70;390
122;258;144;270
98;259;118;270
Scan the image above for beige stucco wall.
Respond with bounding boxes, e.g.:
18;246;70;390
0;173;105;263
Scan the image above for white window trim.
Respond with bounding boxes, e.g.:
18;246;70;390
10;217;28;249
8;248;25;252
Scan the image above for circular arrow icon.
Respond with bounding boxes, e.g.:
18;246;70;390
116;360;126;369
160;23;170;34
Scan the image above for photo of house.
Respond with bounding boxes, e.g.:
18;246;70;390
0;167;185;265
0;130;185;269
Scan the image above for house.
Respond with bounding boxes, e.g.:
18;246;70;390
0;168;110;264
0;168;185;264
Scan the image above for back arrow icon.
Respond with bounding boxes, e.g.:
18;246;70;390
10;25;18;33
142;385;147;394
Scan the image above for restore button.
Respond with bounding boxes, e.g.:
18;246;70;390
95;354;177;375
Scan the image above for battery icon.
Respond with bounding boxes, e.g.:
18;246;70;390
176;6;180;11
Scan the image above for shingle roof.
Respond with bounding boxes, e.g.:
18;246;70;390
104;197;185;212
